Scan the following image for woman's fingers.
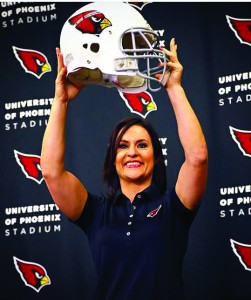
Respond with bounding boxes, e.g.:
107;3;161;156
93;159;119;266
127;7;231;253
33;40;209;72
56;47;65;74
170;38;176;52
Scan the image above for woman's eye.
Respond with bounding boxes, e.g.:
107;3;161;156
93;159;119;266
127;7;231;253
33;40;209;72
138;143;147;148
118;143;127;149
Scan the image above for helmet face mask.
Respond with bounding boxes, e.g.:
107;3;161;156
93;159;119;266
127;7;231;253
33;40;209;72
122;30;156;54
60;2;168;93
118;28;168;92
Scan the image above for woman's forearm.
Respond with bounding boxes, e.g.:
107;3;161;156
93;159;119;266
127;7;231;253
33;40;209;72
40;97;68;179
167;85;207;163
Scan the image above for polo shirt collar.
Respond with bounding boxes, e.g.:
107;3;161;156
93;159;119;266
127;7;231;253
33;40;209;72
113;184;162;204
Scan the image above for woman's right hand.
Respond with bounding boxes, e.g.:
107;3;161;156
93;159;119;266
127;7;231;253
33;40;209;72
55;47;83;103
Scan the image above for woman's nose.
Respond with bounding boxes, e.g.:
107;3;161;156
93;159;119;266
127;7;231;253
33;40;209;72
127;145;137;157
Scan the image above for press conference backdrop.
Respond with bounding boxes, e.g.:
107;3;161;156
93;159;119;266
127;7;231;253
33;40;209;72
1;1;251;299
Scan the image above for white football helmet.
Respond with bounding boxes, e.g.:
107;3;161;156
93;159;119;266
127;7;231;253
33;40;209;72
60;2;168;93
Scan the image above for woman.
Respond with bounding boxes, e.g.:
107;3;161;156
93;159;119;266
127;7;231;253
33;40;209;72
41;38;208;300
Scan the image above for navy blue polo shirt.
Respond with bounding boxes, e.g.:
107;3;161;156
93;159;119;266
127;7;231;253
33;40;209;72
73;185;197;300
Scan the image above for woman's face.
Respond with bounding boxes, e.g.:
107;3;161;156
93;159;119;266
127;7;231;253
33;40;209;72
115;125;155;187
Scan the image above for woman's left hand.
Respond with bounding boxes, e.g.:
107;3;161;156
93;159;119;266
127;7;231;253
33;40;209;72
156;38;183;90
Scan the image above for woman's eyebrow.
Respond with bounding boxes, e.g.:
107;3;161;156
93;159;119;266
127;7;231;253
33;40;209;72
120;138;149;143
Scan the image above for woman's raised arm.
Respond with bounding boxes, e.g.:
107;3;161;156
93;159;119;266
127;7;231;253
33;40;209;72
40;48;88;220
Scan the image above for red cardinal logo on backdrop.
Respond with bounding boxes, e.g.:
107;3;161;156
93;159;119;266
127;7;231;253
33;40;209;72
226;16;251;46
13;256;51;292
229;126;251;157
14;150;44;184
69;10;112;34
12;46;51;79
147;205;162;218
230;239;251;271
119;91;157;118
127;2;152;10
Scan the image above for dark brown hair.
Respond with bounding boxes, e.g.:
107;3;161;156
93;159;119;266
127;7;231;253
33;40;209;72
102;117;166;198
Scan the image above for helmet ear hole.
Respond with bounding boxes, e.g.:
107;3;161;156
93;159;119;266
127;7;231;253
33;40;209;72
90;43;100;53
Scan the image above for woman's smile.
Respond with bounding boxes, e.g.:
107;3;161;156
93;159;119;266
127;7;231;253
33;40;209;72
124;160;143;168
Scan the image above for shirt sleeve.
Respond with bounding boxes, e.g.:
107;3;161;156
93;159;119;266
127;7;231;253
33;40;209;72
170;188;199;226
70;192;104;233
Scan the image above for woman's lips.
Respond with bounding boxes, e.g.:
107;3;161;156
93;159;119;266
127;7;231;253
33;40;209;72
124;161;142;168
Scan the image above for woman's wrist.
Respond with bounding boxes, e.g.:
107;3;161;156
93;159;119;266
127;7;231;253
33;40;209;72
53;96;70;109
166;83;183;95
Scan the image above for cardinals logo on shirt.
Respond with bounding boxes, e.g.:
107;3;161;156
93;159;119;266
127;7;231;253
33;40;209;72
69;10;112;34
14;150;44;184
119;91;157;118
13;256;51;292
226;16;251;46
13;46;51;79
147;204;162;218
230;239;251;271
229;126;251;157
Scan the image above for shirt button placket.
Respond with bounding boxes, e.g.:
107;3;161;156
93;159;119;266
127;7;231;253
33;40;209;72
126;206;135;237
